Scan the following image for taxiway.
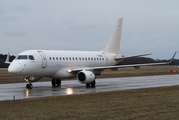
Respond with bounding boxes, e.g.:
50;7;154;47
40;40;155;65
0;74;179;101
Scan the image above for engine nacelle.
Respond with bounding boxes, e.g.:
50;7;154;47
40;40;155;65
77;71;95;84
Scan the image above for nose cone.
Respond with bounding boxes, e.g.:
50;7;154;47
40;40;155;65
8;62;19;75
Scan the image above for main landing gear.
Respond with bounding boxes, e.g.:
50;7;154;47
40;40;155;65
26;83;33;89
51;79;61;86
86;80;96;87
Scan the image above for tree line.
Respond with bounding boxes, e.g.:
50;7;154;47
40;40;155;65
0;54;178;68
0;54;16;68
117;57;179;65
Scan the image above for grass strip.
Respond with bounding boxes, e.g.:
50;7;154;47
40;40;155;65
1;86;179;120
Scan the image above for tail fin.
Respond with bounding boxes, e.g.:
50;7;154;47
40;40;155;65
100;18;123;54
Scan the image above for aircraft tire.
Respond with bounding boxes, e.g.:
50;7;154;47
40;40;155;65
29;84;33;89
26;84;33;89
26;84;30;89
57;79;61;86
90;80;96;87
51;79;56;86
86;83;90;87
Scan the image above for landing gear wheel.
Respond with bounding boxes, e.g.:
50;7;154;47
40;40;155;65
29;84;33;89
51;79;61;86
26;84;30;89
26;84;33;89
52;79;56;86
91;80;96;87
86;83;90;87
56;79;61;86
86;80;96;87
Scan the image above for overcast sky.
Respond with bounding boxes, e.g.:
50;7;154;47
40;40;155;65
0;0;179;59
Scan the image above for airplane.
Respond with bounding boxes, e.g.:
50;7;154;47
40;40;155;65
5;18;177;89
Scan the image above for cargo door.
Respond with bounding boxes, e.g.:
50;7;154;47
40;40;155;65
38;51;47;68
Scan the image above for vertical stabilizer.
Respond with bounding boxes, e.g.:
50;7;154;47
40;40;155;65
100;18;123;54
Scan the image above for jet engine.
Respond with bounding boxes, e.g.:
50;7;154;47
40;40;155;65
77;71;95;84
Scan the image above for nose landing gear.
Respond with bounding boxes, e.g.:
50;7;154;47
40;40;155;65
24;76;33;89
24;76;42;89
26;83;33;89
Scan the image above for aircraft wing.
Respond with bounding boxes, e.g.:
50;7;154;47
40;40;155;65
70;52;177;72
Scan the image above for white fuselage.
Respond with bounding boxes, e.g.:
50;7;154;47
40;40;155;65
8;18;123;86
6;18;173;88
8;50;119;79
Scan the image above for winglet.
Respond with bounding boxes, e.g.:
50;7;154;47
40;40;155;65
167;52;177;64
5;52;11;64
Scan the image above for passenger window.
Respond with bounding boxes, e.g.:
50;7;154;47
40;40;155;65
59;57;61;60
85;58;87;60
88;58;90;60
66;57;68;60
49;57;51;60
94;58;96;60
82;58;84;60
72;57;74;60
69;57;71;60
76;57;78;60
97;58;98;60
91;58;93;60
56;57;58;60
53;57;55;60
63;57;65;60
79;58;81;60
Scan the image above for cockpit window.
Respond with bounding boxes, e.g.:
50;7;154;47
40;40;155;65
15;56;20;59
15;55;35;60
29;55;35;60
16;55;27;60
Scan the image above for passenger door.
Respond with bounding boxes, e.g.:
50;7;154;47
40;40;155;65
38;51;47;68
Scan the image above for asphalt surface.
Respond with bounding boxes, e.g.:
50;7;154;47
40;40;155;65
0;74;179;101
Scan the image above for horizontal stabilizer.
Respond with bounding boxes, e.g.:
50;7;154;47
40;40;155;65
115;53;152;60
5;52;11;64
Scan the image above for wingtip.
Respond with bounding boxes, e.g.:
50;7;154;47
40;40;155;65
172;51;177;59
168;52;177;64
